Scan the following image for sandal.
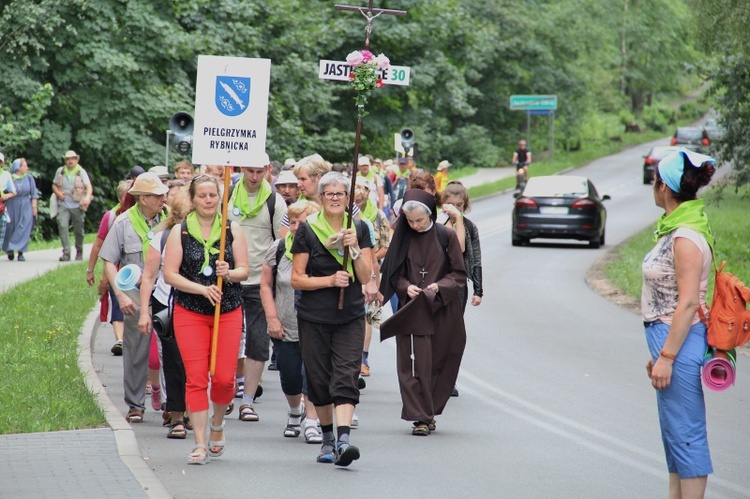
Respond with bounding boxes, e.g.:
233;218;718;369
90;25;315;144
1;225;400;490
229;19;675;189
283;406;306;438
411;422;430;436
126;408;144;424
304;422;323;444
187;444;209;465
428;419;437;432
208;420;225;457
239;404;259;422
167;421;187;439
162;410;172;427
225;402;234;416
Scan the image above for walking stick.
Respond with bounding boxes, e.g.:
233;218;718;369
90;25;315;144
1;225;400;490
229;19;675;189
338;119;363;309
210;166;232;375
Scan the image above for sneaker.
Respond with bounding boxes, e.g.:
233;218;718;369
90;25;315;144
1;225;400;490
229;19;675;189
151;386;162;411
303;421;323;444
7;251;14;261
316;441;335;463
17;252;25;262
334;443;360;467
357;377;366;390
351;413;359;428
360;364;370;377
267;362;278;371
111;340;123;356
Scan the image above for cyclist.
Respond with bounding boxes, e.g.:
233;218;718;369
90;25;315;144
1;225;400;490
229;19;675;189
511;140;532;189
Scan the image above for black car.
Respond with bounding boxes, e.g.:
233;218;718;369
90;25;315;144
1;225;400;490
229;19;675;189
671;127;710;152
642;145;682;184
512;175;610;248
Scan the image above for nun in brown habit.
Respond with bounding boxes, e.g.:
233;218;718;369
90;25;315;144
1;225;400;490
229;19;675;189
379;189;467;436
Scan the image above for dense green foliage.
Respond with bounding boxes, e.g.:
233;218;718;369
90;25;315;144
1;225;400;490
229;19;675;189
689;0;750;186
1;0;703;238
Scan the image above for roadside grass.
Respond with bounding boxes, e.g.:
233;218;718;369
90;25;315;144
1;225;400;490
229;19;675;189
0;262;105;434
605;184;750;303
28;233;97;252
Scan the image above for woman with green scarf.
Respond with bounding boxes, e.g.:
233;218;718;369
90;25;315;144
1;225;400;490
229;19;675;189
642;148;716;497
163;175;250;464
3;158;38;261
291;172;374;467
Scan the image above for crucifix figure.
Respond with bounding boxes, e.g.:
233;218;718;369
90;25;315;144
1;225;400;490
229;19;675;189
335;1;406;48
419;267;428;285
333;0;407;308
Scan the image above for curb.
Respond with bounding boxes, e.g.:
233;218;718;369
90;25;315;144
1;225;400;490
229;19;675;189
78;307;173;499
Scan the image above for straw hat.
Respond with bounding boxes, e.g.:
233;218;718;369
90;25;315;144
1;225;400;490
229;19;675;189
128;172;169;196
437;160;452;171
62;150;79;160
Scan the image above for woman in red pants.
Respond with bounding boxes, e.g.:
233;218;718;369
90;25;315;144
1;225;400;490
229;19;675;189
164;174;249;464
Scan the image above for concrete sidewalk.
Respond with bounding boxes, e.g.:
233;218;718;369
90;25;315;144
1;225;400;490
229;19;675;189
0;167;513;499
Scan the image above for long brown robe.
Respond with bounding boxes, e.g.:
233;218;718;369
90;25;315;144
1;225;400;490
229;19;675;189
382;223;467;423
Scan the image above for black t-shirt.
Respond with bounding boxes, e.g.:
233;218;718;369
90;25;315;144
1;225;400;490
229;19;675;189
515;148;530;164
291;219;373;324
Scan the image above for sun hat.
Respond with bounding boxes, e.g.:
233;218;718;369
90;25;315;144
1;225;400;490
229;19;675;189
62;150;79;159
240;152;271;168
658;148;716;193
283;158;296;169
276;170;298;185
148;165;172;179
128;172;170;196
437;160;451;171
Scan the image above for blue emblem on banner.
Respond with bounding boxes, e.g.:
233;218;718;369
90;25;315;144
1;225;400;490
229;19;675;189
215;76;251;117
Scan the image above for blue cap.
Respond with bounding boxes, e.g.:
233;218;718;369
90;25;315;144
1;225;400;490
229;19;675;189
658;148;715;193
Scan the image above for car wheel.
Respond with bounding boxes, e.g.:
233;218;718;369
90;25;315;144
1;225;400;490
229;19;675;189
589;230;604;249
512;235;527;247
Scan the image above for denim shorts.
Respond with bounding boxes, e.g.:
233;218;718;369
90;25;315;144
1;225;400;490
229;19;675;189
645;320;713;478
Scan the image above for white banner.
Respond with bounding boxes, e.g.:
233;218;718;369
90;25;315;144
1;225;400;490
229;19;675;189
319;60;410;86
192;56;271;166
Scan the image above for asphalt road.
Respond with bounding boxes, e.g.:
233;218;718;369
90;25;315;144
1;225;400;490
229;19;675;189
93;137;750;498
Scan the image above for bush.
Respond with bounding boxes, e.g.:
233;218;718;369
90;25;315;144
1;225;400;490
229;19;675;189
641;104;675;132
677;101;704;121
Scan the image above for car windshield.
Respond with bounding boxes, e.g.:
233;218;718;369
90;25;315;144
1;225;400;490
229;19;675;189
523;176;589;197
650;147;681;160
676;128;703;141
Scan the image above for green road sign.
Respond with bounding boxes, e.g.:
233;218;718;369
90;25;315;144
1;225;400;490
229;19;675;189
509;95;558;111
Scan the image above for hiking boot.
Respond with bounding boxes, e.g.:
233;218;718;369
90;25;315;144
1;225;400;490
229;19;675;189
59;253;71;262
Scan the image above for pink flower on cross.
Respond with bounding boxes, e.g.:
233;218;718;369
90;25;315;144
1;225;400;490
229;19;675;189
346;51;364;66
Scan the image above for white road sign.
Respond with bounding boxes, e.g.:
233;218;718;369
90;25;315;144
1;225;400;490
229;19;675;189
192;55;271;166
319;60;410;86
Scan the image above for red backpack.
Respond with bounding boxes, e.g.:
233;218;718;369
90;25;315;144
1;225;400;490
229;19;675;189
704;261;750;351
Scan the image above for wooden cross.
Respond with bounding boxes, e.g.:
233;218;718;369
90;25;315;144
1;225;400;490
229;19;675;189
335;1;406;49
333;0;407;308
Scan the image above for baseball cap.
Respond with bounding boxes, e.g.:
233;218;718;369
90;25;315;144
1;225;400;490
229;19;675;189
127;165;146;179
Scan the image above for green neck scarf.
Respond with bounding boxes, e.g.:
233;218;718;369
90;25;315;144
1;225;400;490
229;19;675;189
654;199;715;253
12;172;27;181
284;230;295;261
362;170;376;182
231;179;272;219
63;164;81;183
186;211;222;272
126;206;158;259
306;211;354;276
361;198;378;222
396;168;410;179
111;202;121;212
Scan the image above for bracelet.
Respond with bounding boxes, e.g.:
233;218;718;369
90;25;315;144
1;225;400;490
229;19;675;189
370;273;377;280
225;271;232;284
86;269;94;273
659;349;676;361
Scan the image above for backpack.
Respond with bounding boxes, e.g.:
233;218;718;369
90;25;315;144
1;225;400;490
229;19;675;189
704;261;750;351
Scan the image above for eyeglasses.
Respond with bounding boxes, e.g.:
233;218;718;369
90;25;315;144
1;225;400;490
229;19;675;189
322;191;347;200
191;174;219;186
